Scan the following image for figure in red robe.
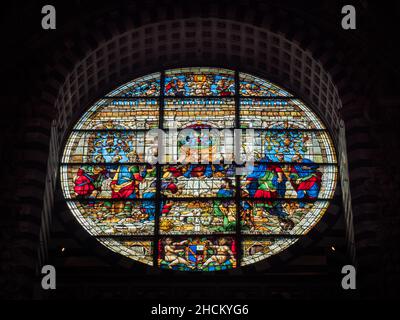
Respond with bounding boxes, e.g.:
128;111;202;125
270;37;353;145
289;154;322;208
110;165;144;199
73;166;107;197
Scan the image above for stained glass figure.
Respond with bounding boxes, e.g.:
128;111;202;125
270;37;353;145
60;68;338;271
240;164;337;200
61;164;157;199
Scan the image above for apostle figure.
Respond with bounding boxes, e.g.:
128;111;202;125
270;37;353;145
244;155;285;199
212;180;236;231
216;78;233;96
165;79;186;96
141;180;157;221
243;155;292;224
73;166;96;197
289;154;322;208
161;166;183;195
73;165;107;199
275;152;288;198
110;165;144;199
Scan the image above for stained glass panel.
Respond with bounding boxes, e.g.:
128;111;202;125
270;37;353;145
241;200;330;235
161;164;236;198
74;99;159;130
240;164;337;200
62;131;157;164
165;68;235;96
240;73;293;97
158;236;237;271
240;99;325;129
164;98;235;129
98;238;154;266
241;238;298;266
66;200;155;235
162;128;234;164
106;73;160;97
61;164;157;200
240;130;336;164
159;200;236;234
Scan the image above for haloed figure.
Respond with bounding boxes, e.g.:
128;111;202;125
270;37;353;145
289;154;322;208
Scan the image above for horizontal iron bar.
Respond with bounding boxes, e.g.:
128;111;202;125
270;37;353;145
70;128;329;132
103;95;297;100
61;161;338;166
65;197;333;202
94;234;302;239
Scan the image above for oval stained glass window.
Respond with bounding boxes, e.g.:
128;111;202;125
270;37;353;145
60;67;338;271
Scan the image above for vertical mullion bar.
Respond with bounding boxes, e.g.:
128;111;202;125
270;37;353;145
153;70;165;268
234;70;241;129
234;69;242;267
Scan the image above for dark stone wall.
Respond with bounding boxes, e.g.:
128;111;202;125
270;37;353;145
0;0;399;299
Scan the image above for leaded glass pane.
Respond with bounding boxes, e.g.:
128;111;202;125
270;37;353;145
74;99;159;130
240;164;337;200
164;98;235;129
241;238;298;266
240;98;325;129
158;236;237;271
60;164;157;200
241;200;330;235
161;164;236;198
159;200;236;235
98;238;154;266
165;68;235;96
106;73;161;97
66;200;155;236
240;72;293;97
62;131;157;164
240;130;336;164
162;128;234;164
